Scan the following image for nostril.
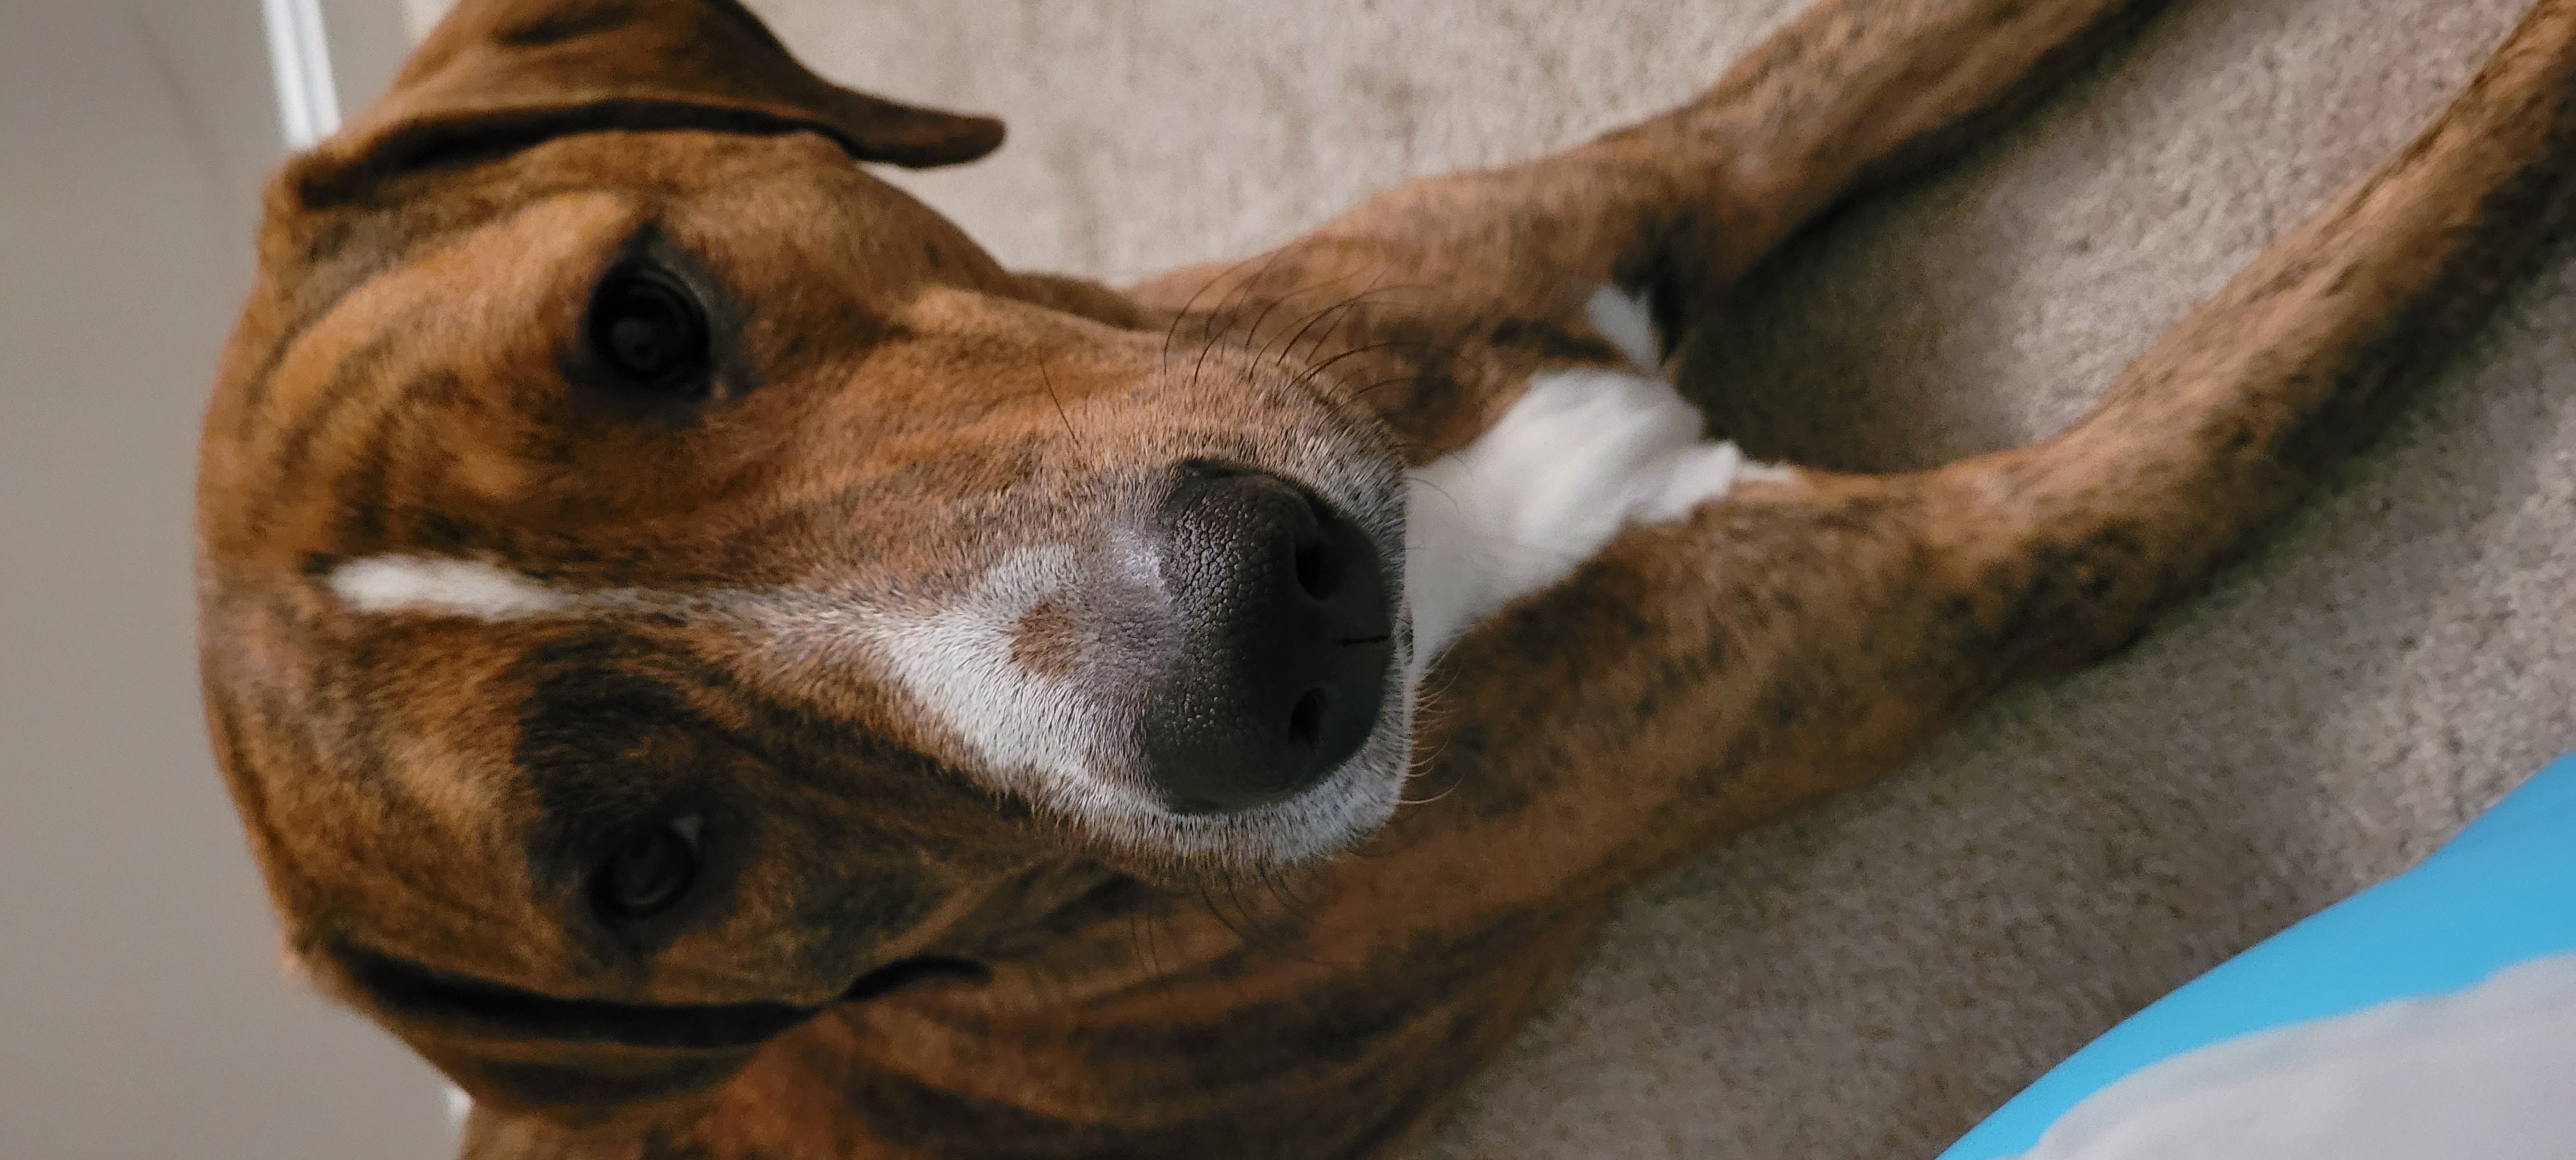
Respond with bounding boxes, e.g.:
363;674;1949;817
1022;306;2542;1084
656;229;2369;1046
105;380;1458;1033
1136;462;1394;813
1287;689;1328;748
1293;535;1337;600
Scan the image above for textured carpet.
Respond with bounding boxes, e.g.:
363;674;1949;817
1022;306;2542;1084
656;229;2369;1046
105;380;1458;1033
408;1;2576;1155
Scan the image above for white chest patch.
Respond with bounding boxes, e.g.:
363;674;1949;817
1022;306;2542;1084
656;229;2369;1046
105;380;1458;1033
1400;286;1781;668
1584;282;1666;373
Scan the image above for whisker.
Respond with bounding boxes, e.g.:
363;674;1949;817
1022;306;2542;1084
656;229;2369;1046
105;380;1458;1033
1285;282;1441;368
1260;866;1342;939
1124;906;1172;990
1228;868;1321;962
1340;372;1429;404
1038;360;1087;458
1285;337;1445;393
1250;270;1377;367
1230;270;1345;369
1187;245;1305;391
1395;708;1472;807
1160;248;1285;368
1194;881;1254;946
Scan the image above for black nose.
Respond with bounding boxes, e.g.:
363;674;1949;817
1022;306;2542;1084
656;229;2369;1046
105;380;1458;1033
1137;464;1395;814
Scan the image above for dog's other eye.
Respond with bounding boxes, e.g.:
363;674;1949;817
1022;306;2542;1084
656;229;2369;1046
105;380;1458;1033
586;266;709;392
594;816;702;920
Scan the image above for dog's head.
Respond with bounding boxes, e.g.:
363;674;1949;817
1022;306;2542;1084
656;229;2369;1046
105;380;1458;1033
195;0;1412;1121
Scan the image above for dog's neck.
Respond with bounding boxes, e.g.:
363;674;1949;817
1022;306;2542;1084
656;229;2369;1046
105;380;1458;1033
692;850;1581;1159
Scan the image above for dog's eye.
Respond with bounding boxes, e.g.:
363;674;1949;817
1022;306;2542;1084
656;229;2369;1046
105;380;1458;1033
585;266;709;392
594;816;701;920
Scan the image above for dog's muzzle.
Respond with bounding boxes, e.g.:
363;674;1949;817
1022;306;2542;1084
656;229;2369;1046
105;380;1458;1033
1135;462;1395;813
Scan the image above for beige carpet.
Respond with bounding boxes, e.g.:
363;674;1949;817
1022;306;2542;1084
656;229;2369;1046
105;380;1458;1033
408;1;2576;1155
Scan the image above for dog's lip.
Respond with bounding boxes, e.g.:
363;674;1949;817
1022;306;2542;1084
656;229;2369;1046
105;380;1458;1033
332;940;825;1050
839;954;992;1003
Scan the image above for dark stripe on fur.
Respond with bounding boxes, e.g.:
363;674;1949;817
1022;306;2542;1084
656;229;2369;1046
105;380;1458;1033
337;942;819;1049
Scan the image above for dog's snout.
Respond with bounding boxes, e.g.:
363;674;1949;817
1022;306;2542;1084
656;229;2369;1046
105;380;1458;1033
1137;464;1393;814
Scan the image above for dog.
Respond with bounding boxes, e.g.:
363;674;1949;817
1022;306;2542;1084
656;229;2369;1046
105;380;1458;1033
193;0;2576;1155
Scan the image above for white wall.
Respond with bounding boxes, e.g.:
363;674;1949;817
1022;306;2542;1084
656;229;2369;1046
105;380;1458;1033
0;1;448;1156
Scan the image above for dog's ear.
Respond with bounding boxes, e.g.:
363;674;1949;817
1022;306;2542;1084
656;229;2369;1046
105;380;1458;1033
291;0;1002;204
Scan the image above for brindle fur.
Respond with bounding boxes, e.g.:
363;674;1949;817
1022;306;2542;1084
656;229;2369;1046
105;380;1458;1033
194;0;2576;1156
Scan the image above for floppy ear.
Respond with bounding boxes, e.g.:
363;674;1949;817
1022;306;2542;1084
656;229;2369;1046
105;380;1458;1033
293;0;1002;204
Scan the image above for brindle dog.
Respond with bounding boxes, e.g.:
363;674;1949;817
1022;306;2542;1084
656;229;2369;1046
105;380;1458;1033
195;0;2576;1155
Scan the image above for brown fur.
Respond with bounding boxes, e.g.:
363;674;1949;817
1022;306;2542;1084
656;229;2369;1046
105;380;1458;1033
193;0;2576;1156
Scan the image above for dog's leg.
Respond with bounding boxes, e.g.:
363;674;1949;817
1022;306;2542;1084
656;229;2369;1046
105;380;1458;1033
1351;0;2576;916
1329;0;2176;304
1130;0;2168;450
1936;4;2576;684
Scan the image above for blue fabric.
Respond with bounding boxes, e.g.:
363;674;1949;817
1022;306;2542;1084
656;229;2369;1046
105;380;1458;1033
1940;752;2576;1160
